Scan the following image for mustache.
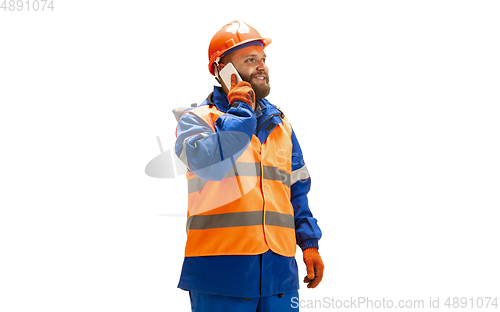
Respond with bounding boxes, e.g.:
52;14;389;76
250;72;269;83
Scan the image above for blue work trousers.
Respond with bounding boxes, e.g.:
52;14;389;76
189;290;299;312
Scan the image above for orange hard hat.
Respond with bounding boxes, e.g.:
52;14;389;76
208;20;272;76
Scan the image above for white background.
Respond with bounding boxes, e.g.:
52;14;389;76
1;0;499;311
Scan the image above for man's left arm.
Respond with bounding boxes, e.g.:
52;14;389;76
290;129;325;288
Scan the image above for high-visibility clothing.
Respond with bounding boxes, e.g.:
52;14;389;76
179;103;296;257
175;86;322;298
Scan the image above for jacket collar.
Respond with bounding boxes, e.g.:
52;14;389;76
205;86;285;143
208;87;231;112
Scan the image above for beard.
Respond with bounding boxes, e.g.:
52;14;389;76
241;72;271;100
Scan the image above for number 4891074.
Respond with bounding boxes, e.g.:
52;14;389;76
1;0;55;11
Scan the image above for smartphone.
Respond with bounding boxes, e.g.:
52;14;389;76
219;62;242;90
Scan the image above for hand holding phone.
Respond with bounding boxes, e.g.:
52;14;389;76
220;62;255;110
219;62;242;91
227;74;255;110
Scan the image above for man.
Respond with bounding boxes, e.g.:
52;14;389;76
174;20;324;312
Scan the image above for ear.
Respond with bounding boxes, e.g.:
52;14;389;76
214;62;226;81
217;62;226;73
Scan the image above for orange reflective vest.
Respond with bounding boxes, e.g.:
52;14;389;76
182;105;296;257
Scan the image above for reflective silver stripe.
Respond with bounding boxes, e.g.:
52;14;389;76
186;210;295;231
265;211;295;229
187;211;263;231
187;163;291;194
291;165;310;185
263;165;290;187
188;162;261;194
188;177;208;194
226;162;261;178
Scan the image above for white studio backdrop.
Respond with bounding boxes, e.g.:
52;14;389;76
1;0;499;311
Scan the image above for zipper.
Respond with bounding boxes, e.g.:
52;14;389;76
257;113;281;136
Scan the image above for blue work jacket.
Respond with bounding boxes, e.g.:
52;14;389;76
175;86;322;298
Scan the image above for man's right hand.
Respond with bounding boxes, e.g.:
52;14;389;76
228;74;255;110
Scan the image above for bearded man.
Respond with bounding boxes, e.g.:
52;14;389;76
174;20;324;312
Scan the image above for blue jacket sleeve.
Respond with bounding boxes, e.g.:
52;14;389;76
175;102;257;181
290;129;322;251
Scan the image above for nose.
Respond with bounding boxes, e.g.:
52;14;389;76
256;59;267;72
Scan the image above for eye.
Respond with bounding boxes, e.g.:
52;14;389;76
246;58;256;63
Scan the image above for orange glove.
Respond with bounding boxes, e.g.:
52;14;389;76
303;247;324;288
227;74;255;110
